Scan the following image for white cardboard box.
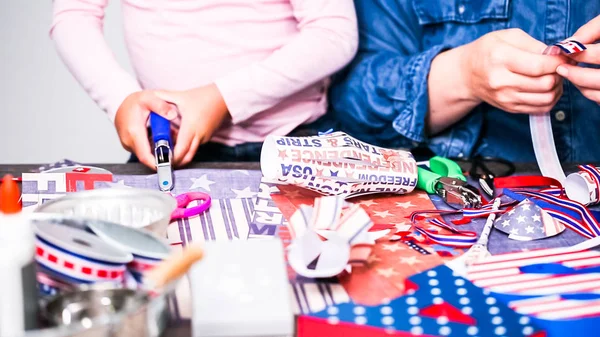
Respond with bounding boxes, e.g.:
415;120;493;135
189;239;294;337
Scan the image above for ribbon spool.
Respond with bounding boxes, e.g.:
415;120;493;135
565;165;600;206
34;220;133;295
86;219;170;285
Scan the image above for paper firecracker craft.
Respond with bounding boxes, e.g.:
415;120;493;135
287;196;387;278
493;198;565;241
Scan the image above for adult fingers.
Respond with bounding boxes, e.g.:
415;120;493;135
572;15;600;44
556;63;600;89
179;135;202;167
497;28;548;54
508;104;557;114
496;72;562;93
502;46;566;76
565;43;600;64
511;90;562;107
140;91;178;120
573;84;600;104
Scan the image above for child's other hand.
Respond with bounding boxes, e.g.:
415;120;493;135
154;84;229;167
114;91;178;169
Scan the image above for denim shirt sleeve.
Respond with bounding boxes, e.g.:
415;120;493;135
329;0;483;156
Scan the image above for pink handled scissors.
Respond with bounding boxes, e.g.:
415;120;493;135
170;192;211;220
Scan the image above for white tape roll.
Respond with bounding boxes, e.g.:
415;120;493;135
565;169;600;206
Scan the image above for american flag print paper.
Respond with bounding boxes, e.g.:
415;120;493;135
249;181;288;239
494;198;565;241
308;265;545;337
21;172;113;207
465;246;600;336
466;246;600;313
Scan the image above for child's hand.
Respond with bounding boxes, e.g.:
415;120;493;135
154;84;229;167
114;91;178;169
557;15;600;105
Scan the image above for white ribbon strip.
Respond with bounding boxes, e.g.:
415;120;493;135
530;40;586;183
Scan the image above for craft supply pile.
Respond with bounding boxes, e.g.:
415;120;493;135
3;127;600;337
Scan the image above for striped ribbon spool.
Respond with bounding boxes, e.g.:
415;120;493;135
35;236;127;286
128;255;162;284
565;165;600;206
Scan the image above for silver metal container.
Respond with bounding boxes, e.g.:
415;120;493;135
33;188;177;237
21;215;177;337
27;283;174;337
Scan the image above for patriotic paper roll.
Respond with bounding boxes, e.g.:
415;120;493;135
260;132;418;198
565;165;600;206
34;221;132;289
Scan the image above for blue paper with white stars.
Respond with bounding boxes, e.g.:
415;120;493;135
310;265;543;337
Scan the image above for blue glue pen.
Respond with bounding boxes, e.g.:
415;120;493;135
150;112;174;191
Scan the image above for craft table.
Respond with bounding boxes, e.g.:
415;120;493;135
0;161;587;337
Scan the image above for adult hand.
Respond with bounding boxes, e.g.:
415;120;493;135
114;91;178;169
557;15;600;105
154;84;229;167
463;28;568;114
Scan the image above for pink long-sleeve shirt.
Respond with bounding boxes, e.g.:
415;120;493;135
50;0;358;146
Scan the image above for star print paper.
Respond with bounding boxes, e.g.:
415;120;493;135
307;265;545;337
268;183;460;306
494;199;565;241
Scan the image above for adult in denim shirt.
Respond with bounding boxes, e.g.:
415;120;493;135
330;1;600;162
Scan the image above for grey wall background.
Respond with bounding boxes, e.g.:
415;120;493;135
1;1;131;164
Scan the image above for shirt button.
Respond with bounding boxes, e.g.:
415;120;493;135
555;110;566;122
458;5;466;14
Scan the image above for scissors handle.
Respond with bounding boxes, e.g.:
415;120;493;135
171;192;211;220
417;157;466;194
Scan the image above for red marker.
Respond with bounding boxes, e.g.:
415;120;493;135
0;175;21;213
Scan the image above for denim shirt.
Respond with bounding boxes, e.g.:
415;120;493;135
330;0;600;162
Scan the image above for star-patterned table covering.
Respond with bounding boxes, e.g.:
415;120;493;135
18;162;593;336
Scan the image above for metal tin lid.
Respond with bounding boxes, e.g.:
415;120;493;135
87;220;170;260
34;220;133;264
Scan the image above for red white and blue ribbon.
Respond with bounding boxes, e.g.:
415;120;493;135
555;39;587;54
504;189;600;239
128;255;162;283
35;236;127;284
413;218;478;248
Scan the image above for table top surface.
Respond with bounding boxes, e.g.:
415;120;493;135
0;161;567;176
0;160;584;337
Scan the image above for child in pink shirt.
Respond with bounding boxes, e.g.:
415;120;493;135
51;0;358;168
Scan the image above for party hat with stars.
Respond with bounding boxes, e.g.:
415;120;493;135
493;198;565;241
